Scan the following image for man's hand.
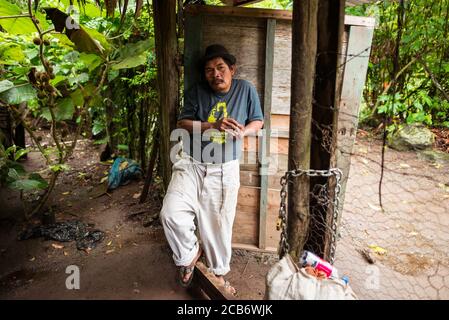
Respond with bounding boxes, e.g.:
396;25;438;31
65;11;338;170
213;117;244;133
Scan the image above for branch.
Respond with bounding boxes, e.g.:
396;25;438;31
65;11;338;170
0;14;31;19
417;57;449;103
371;56;418;116
6;104;51;164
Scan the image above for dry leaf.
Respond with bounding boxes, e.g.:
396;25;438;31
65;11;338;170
62;191;70;195
100;176;108;184
399;163;410;168
368;203;382;212
52;243;64;249
362;159;369;165
29;257;35;261
106;249;115;254
368;244;387;255
107;241;112;246
132;193;141;199
63;251;69;256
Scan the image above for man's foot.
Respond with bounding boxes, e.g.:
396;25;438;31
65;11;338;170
215;275;237;295
178;247;202;287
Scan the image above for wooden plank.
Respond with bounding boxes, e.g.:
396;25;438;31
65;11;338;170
258;18;275;250
233;186;282;248
234;186;259;245
184;10;202;93
185;4;293;20
336;25;374;223
344;15;376;27
186;5;374;26
231;243;277;253
271;114;290;130
194;261;236;300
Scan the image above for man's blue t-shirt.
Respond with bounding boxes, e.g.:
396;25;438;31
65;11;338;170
178;79;263;163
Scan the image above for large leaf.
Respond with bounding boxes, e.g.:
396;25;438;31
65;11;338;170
0;0;36;34
0;44;27;65
0;0;49;34
111;39;154;70
111;53;148;70
0;80;14;94
42;97;75;121
9;178;46;191
0;84;36;104
70;88;84;107
79;52;103;72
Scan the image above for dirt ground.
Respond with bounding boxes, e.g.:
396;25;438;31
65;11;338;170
0;136;270;300
1;130;448;300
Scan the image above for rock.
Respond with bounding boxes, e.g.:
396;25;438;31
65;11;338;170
388;124;435;151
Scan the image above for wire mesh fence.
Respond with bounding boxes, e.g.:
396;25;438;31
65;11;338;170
333;132;449;299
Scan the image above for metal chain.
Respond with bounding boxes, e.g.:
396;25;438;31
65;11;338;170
277;168;343;264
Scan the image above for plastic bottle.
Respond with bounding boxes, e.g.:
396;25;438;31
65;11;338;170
299;250;339;279
341;275;349;285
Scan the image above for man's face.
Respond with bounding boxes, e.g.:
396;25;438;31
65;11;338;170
204;57;235;94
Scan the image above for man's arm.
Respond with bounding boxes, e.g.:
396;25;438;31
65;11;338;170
177;118;243;133
177;119;214;133
243;120;263;137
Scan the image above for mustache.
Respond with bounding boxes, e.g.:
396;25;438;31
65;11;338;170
212;79;224;84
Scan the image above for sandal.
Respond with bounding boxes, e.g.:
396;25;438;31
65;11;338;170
177;247;202;288
178;265;195;288
223;280;237;296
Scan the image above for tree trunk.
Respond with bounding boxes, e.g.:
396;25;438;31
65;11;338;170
153;0;179;191
307;0;344;260
287;0;319;262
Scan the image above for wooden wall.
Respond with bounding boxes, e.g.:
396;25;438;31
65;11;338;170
184;5;375;252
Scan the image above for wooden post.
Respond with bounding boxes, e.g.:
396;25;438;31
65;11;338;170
336;23;374;235
287;0;318;261
153;0;179;190
258;18;275;250
307;0;344;260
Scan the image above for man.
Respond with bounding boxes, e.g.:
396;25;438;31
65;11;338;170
160;44;263;295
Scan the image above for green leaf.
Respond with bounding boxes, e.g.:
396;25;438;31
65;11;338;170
92;120;105;135
0;80;14;94
70;88;84;107
0;45;26;65
117;144;129;151
79;52;103;72
108;69;119;81
50;75;66;86
9;179;44;191
111;39;154;70
0;0;36;34
55;97;75;121
0;84;36;104
49;163;70;172
8;168;20;180
68;72;89;86
111;53;148;70
14;148;29;161
28;173;49;189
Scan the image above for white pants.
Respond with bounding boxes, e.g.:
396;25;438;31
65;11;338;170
160;155;240;276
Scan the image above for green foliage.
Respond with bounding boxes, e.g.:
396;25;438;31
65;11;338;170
0;144;48;191
354;0;449;129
